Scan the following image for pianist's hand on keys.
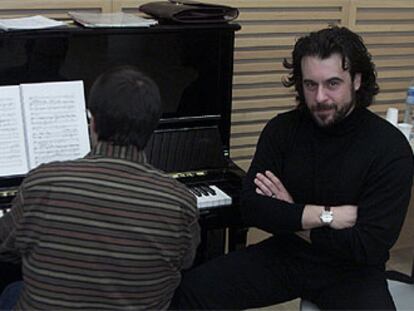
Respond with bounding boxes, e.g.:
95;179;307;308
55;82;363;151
189;184;232;209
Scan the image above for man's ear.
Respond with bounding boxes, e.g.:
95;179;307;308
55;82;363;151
89;114;99;146
354;73;362;91
90;115;97;133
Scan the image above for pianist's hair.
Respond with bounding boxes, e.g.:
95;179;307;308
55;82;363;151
282;26;379;108
88;66;162;150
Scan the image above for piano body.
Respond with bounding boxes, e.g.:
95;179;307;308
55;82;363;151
0;22;247;288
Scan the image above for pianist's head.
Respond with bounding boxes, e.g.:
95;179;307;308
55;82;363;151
87;66;162;150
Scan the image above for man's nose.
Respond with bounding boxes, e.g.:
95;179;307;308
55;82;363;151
316;85;328;103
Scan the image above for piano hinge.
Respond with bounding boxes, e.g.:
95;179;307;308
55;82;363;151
0;189;18;198
170;171;207;179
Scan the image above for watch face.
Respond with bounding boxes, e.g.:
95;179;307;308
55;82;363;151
320;211;333;224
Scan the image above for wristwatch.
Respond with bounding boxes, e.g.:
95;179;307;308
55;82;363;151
320;206;333;225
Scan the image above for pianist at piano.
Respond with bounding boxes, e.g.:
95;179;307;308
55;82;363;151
1;22;247;309
0;66;200;310
0;22;247;311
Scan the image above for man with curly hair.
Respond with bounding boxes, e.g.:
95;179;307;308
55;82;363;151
171;26;413;310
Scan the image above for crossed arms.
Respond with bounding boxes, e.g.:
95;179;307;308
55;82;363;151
255;170;357;241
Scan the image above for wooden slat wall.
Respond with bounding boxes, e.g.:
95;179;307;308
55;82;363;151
349;0;414;118
112;0;149;13
0;0;413;171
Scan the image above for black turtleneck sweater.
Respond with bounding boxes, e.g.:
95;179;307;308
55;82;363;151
241;107;414;267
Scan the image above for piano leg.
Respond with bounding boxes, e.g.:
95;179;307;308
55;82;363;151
193;226;247;266
194;227;226;266
228;226;248;252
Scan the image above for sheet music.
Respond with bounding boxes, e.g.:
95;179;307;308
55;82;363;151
21;81;90;169
0;86;29;176
68;11;157;28
0;15;66;30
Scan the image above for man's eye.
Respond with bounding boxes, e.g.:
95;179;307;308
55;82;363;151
304;81;317;90
328;80;340;88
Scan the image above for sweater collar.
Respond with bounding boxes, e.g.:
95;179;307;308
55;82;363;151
302;105;365;137
86;141;147;163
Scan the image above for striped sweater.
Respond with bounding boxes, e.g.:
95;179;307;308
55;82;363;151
0;141;200;310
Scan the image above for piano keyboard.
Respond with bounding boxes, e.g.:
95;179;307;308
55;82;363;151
189;184;232;209
0;184;233;215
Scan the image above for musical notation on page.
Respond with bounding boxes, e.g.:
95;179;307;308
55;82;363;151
0;81;90;177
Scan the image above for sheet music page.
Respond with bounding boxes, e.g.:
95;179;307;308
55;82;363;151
21;81;90;169
0;86;29;177
0;15;66;30
68;11;157;28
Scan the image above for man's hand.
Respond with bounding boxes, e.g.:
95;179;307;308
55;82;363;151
254;170;293;203
330;205;358;230
254;171;358;232
255;171;311;242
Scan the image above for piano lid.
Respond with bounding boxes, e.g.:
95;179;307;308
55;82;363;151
0;24;239;186
0;24;238;148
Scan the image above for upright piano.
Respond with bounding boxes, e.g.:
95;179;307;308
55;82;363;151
0;22;247;288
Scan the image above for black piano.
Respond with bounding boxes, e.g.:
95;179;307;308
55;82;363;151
0;22;247;289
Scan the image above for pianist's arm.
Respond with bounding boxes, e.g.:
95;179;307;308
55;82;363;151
181;216;201;269
0;190;24;263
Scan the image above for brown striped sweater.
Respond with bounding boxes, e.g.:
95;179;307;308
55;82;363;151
0;141;200;310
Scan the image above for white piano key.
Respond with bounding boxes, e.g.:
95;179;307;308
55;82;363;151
191;184;232;209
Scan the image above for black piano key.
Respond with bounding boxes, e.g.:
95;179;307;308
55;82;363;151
201;184;215;195
159;132;170;171
190;187;202;197
196;186;209;196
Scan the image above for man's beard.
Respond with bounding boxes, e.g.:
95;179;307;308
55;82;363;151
310;91;356;128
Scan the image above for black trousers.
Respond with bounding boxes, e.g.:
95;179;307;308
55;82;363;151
171;236;395;310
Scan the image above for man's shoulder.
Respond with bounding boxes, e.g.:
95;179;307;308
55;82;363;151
263;108;302;133
23;159;83;181
135;163;198;210
361;108;413;157
363;109;408;141
269;108;301;123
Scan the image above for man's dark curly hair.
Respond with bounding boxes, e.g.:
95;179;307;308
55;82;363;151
283;26;379;108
